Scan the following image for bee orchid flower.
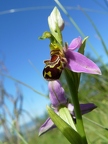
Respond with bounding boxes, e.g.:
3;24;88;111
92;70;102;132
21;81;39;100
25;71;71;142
43;36;101;81
39;80;97;136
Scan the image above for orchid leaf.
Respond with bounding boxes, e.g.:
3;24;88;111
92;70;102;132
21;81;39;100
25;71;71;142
47;106;82;144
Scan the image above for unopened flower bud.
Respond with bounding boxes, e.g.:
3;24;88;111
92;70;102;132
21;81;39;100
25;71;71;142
48;7;64;31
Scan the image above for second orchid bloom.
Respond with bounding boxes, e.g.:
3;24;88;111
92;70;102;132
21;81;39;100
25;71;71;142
39;80;97;136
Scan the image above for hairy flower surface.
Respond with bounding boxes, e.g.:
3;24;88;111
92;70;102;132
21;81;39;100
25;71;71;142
39;80;97;136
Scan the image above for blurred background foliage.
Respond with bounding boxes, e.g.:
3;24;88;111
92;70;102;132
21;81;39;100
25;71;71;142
0;0;108;144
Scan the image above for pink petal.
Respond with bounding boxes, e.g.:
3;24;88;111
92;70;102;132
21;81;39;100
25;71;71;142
48;80;67;107
67;103;74;115
80;103;97;115
39;117;56;136
66;51;101;75
68;36;82;50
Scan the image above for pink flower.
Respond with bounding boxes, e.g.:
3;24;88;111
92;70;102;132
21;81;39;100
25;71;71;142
43;36;101;81
39;80;97;136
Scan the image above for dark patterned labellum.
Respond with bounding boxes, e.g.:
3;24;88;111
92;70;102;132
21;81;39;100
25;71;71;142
43;54;65;81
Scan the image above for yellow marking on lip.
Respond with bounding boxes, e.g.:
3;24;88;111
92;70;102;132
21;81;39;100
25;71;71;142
44;71;52;78
57;64;62;71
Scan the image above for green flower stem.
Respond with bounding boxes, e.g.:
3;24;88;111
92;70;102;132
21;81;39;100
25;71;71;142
64;69;88;144
50;5;87;143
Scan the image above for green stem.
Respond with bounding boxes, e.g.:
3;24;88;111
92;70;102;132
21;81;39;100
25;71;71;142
64;69;88;144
